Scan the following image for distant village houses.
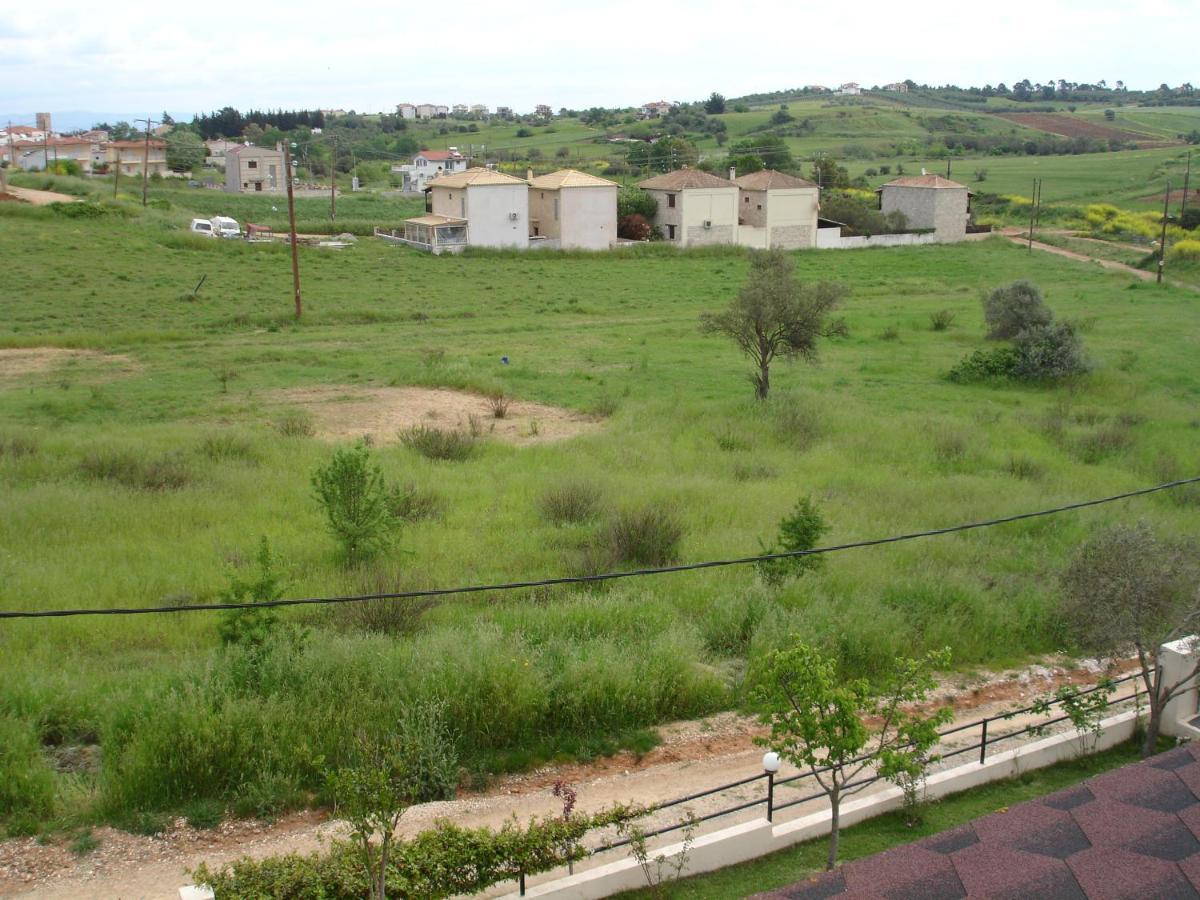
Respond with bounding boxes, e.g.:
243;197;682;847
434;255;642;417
837;82;862;95
224;144;286;193
641;100;674;119
882;81;909;92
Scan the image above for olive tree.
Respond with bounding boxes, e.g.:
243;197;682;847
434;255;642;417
1060;521;1200;757
702;250;847;400
755;641;952;869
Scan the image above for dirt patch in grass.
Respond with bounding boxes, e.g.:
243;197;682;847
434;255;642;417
0;348;138;380
993;112;1164;144
273;386;602;446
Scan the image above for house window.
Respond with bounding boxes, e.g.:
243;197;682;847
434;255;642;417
757;204;762;210
248;160;258;169
666;224;676;240
667;193;676;208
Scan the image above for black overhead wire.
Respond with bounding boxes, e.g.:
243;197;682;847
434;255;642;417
2;477;1197;621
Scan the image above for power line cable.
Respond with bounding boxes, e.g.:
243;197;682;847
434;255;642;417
1;477;1196;621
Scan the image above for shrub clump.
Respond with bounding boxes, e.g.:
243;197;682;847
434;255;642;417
603;506;685;568
275;410;315;438
929;309;956;331
79;449;192;490
539;481;604;525
983;280;1052;340
399;425;476;462
949;323;1087;383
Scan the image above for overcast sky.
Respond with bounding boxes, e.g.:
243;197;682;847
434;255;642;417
1;0;1193;121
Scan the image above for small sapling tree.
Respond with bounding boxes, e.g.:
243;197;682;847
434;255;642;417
217;536;283;649
702;250;847;400
1060;521;1200;757
757;495;829;586
755;641;952;869
311;443;397;564
327;731;421;900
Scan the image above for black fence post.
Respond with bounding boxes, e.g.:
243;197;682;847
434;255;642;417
979;718;989;765
519;871;526;896
767;772;775;823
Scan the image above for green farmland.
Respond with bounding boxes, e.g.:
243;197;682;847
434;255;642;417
1;188;1198;833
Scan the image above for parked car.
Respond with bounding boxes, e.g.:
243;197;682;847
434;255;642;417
211;216;241;239
189;218;216;237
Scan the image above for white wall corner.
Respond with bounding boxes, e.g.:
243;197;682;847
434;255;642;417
1160;635;1200;739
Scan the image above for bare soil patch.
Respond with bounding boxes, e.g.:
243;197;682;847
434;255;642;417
1;187;77;206
0;348;138;380
274;385;602;446
993;112;1163;144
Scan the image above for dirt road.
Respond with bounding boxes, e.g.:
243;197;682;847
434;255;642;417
0;659;1135;899
0;187;77;206
998;227;1158;281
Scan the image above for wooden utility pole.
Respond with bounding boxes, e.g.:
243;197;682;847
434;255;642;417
329;135;337;221
113;149;121;198
283;143;303;318
135;117;158;207
1158;181;1171;284
43;130;50;170
1027;178;1039;252
1182;151;1191;220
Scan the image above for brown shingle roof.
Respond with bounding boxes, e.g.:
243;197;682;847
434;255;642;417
879;174;968;190
429;167;527;188
733;169;817;190
529;169;618;189
638;169;734;191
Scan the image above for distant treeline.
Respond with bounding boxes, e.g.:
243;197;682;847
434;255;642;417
191;107;326;140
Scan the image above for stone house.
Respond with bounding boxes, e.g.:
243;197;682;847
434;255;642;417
732;169;820;249
425;167;529;248
224;144;285;193
528;169;618;250
637;168;738;247
876;174;971;241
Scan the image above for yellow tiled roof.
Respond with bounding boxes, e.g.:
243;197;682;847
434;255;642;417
428;167;527;188
529;169;618;189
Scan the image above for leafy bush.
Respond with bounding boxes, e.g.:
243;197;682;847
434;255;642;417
216;537;283;649
1011;322;1088;380
604;506;685;567
539;481;604;525
311;444;398;562
618;213;652;241
399;425;475;461
1168;239;1200;261
929;309;956;331
617;186;657;220
49;200;132;219
947;346;1020;382
983;280;1052;339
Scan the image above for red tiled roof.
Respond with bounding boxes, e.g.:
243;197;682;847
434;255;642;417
107;140;167;148
417;150;462;161
755;745;1200;900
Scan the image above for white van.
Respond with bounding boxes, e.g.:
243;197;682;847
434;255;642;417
189;218;215;237
211;216;241;239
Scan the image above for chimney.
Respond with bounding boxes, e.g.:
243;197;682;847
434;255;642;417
728;166;736;181
526;167;533;182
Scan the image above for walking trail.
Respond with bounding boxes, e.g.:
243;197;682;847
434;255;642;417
0;658;1138;900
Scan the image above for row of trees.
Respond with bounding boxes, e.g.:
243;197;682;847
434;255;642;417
190;107;326;140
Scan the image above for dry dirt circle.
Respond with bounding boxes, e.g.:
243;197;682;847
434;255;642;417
272;385;603;446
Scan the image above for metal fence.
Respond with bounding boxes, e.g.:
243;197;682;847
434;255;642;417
558;671;1143;875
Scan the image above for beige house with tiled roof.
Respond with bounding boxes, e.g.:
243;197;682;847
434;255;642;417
426;167;529;248
876;173;971;241
528;169;618;250
638;168;738;246
733;169;820;249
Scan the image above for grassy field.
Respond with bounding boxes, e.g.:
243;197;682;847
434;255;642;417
1;189;1198;832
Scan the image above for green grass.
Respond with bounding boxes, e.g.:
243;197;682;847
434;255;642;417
616;739;1149;898
1;197;1198;831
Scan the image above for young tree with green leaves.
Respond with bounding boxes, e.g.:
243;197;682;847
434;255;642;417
757;496;829;586
311;443;397;564
217;536;283;648
755;641;952;869
1060;521;1200;757
701;250;847;400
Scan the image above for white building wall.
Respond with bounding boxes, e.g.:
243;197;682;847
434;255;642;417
679;187;739;247
559;185;617;250
463;182;529;248
764;187;819;249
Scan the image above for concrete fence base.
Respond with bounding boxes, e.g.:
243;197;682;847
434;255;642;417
507;710;1140;899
